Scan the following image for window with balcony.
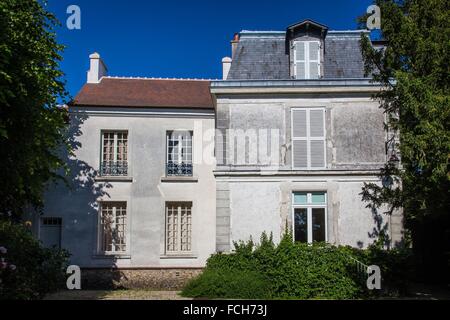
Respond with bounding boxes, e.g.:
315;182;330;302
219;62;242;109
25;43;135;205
166;130;193;176
101;131;128;176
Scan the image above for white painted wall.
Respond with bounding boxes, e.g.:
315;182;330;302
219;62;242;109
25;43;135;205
39;107;216;268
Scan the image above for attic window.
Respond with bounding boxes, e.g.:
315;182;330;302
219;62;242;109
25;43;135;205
293;41;321;79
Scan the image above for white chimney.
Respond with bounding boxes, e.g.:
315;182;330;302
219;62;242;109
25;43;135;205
222;57;232;80
87;52;107;83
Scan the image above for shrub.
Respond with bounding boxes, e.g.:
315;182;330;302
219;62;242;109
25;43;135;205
182;269;272;299
354;244;413;296
182;232;365;300
0;220;70;300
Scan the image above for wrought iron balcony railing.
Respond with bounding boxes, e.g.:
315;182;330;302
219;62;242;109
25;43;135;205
100;161;128;176
166;162;193;176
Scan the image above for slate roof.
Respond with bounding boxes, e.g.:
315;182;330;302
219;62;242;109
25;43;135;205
227;30;369;80
71;77;214;109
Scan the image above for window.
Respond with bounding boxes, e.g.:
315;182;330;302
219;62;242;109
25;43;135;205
291;108;326;169
165;202;192;253
292;192;327;243
293;41;321;79
166;131;193;176
99;202;127;253
101;131;128;176
40;217;62;248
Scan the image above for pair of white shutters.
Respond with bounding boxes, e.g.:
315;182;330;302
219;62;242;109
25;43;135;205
294;41;320;79
292;109;326;169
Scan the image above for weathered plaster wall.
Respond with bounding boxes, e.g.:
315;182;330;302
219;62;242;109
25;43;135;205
38;109;216;268
224;178;396;249
216;94;387;171
214;92;402;250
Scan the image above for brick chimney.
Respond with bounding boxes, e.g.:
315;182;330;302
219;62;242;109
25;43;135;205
87;52;108;83
221;33;240;80
231;33;240;59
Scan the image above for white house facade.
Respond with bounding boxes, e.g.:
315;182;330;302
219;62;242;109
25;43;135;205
34;20;403;288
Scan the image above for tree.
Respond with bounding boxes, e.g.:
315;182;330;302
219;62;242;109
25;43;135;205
0;0;69;220
359;0;450;283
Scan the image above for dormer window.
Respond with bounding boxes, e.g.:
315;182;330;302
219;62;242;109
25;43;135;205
293;41;321;79
287;19;328;80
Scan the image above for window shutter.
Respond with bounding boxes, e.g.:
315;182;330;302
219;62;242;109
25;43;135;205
308;42;320;79
309;109;325;168
310;140;325;167
292;109;307;137
292;109;308;168
310;109;324;137
309;42;319;60
295;42;306;79
292;108;326;169
293;140;308;168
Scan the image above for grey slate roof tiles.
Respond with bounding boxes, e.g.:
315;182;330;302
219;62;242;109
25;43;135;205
227;30;369;80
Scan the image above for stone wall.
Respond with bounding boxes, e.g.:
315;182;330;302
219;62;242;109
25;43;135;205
81;268;203;290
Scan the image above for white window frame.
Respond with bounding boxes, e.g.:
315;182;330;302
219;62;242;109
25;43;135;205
166;131;193;164
166;130;193;176
291;192;328;244
101;131;128;163
165;202;193;255
97;201;128;255
291;107;327;170
100;130;129;176
293;40;321;79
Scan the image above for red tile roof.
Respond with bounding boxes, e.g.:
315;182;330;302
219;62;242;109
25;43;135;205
71;77;214;109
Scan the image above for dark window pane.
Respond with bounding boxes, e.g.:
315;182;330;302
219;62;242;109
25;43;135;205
312;208;326;242
294;208;308;243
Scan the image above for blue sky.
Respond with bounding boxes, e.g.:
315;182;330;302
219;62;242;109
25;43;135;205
46;0;374;99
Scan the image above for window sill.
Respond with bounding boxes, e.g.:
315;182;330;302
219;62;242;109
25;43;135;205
95;176;133;182
161;176;198;183
92;254;131;260
160;254;198;259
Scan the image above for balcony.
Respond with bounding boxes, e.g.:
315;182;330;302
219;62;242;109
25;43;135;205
100;161;128;177
166;162;193;176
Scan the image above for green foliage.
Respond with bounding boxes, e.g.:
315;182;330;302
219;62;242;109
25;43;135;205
183;232;369;300
181;269;272;299
0;0;69;220
0;220;70;299
355;244;413;296
359;0;449;282
359;0;449;226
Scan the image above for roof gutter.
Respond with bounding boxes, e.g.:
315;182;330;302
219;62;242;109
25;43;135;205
210;79;386;95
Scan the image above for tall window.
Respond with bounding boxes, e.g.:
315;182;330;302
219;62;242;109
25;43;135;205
166;131;193;176
166;202;192;253
293;41;321;79
101;131;128;176
292;192;327;243
292;108;326;169
99;202;127;253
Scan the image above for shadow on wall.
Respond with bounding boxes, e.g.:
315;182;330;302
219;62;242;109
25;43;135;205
61;111;127;289
356;207;405;249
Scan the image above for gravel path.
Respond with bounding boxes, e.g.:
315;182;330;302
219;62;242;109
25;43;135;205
45;290;192;300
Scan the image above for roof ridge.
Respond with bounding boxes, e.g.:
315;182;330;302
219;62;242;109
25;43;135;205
102;76;218;82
